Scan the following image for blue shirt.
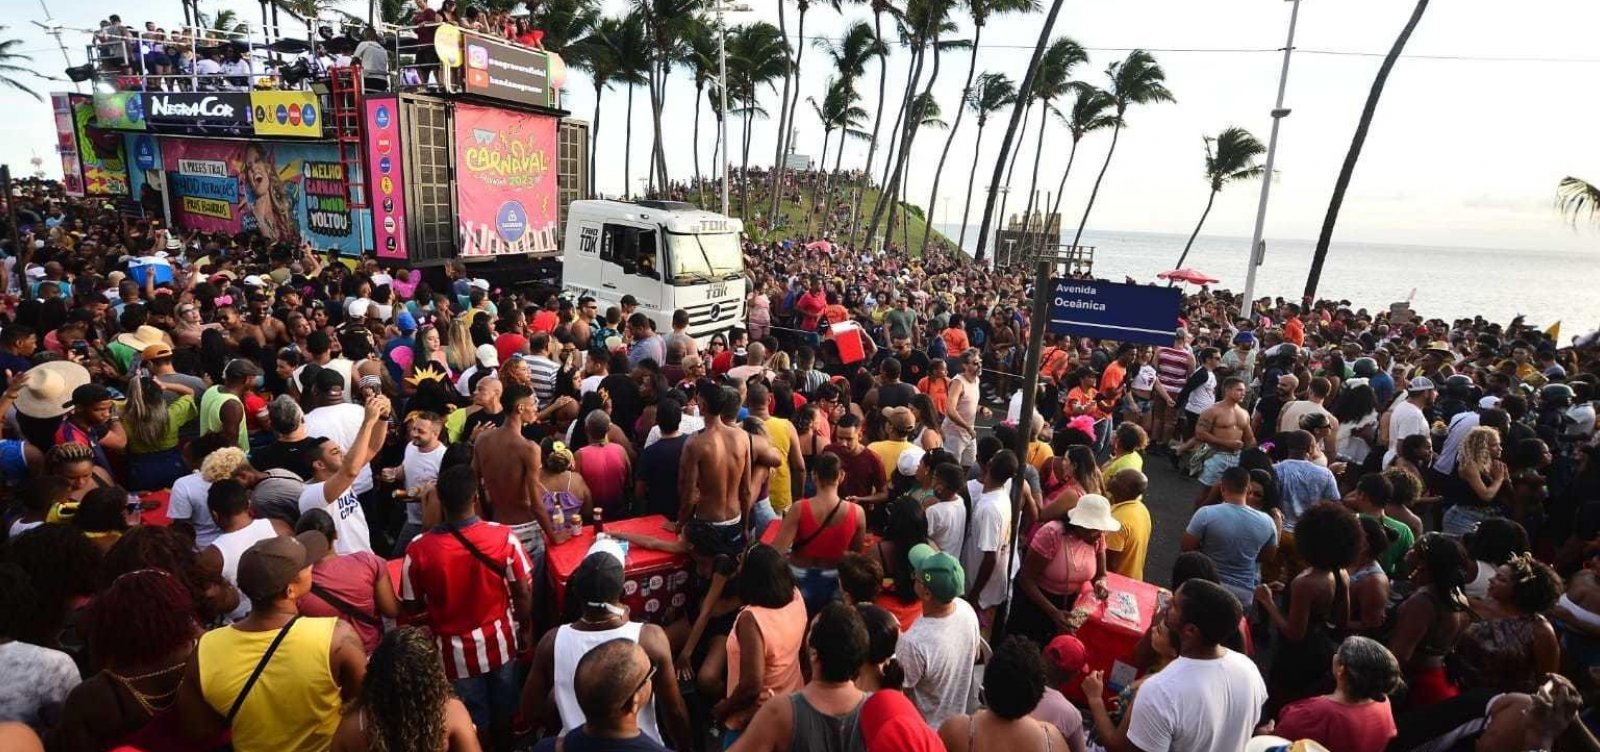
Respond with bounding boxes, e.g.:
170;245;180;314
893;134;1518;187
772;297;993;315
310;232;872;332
628;334;665;369
1187;502;1278;604
1274;459;1341;531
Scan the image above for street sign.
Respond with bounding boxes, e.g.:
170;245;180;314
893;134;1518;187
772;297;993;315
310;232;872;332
1045;279;1181;346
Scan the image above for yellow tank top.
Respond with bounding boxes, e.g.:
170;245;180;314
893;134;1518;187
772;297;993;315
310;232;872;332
198;616;342;752
766;416;796;512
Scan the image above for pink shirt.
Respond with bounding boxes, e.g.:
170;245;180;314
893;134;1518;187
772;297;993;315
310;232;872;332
296;551;385;654
1274;696;1397;752
1029;522;1104;596
576;442;628;512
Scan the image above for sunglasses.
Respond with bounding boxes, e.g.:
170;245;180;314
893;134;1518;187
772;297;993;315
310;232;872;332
621;664;657;710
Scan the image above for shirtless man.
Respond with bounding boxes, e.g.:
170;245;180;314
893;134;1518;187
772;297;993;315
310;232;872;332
246;293;288;347
216;305;252;347
1193;376;1255;506
676;385;755;557
940;349;983;467
475;383;567;565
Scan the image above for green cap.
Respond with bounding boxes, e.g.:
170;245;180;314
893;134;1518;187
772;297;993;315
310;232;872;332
908;543;964;603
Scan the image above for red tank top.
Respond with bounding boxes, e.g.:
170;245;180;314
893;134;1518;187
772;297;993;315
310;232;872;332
793;498;858;561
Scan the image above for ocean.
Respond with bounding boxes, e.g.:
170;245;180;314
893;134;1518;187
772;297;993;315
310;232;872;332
933;225;1600;334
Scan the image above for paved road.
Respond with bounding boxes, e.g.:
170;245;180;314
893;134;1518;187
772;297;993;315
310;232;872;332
1138;449;1204;589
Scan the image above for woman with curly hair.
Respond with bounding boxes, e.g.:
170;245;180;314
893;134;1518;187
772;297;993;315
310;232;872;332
241;143;298;243
101;525;238;627
57;569;222;751
1255;501;1361;710
1456;553;1563;693
1443;426;1509;536
332;626;480;751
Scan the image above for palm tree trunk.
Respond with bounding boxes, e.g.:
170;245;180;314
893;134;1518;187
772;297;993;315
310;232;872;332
868;42;927;249
850;9;891;247
625;83;635;199
972;0;1067;264
771;5;810;226
957;118;989;251
1020;100;1049;254
1069;121;1122;251
828;128;848;235
693;84;705;207
1046;137;1081;237
1173;188;1217;274
647;61;667;194
1305;0;1430;301
767;0;794;225
807;126;833;236
921;25;983;257
741;104;755;221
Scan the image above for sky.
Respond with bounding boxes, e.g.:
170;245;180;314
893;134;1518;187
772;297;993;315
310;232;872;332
4;0;1600;256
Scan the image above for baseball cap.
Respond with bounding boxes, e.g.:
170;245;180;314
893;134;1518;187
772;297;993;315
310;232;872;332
346;298;373;318
1043;634;1088;676
908;543;964;603
1407;376;1437;393
236;533;322;602
896;446;926;477
140;343;174;361
1478;395;1502;409
396;310;417;333
571;550;625;607
67;383;114;409
881;406;916;432
475;343;498;368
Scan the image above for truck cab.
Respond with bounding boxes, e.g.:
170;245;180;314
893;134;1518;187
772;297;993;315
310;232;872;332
561;200;746;343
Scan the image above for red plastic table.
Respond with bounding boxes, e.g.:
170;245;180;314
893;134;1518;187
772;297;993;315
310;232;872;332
546;514;692;625
1061;572;1168;704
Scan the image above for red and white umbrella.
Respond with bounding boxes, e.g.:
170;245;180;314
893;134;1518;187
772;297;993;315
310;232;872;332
1157;267;1220;286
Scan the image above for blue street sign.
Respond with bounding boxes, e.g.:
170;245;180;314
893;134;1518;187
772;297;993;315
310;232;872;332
1045;279;1181;346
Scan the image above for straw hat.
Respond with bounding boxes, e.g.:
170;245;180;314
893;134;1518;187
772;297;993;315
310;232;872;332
14;361;93;419
1067;494;1123;533
115;325;173;352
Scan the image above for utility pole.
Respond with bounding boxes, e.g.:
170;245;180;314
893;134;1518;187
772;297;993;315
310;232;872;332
993;258;1052;641
1240;0;1303;323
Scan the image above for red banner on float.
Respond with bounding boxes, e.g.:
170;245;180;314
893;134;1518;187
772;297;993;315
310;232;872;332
453;103;558;257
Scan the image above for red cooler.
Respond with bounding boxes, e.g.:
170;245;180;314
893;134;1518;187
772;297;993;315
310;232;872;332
1062;572;1167;704
831;322;867;364
545;515;692;625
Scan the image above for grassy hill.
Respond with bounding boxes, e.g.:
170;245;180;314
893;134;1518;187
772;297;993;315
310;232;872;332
673;182;956;254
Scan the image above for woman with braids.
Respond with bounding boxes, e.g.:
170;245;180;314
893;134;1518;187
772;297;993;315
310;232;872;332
332;626;480;752
48;442;114;503
102;526;238;628
56;569;223;751
1389;532;1474;708
121;373;199;492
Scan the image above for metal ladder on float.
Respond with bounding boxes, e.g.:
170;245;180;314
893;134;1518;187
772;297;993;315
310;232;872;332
327;65;368;212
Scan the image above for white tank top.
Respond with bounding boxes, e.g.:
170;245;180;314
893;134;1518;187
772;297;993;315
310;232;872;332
211;518;279;622
552;621;661;743
948;373;980;424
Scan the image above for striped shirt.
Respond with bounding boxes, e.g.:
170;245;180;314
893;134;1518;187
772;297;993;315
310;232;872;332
1155;346;1193;393
401;519;533;680
526;354;561;407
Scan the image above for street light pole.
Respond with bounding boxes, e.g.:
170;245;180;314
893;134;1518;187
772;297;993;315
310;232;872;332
717;2;731;217
1240;0;1302;323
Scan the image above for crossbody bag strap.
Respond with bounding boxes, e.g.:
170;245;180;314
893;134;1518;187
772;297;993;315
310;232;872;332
791;499;845;554
308;583;383;627
447;525;507;576
227;616;300;723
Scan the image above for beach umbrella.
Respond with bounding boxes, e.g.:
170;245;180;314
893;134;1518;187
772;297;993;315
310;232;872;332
806;240;834;253
1157;267;1220;286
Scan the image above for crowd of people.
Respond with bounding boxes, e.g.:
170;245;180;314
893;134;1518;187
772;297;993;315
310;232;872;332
0;176;1599;752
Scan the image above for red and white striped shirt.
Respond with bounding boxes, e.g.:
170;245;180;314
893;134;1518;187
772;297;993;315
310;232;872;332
401;519;533;680
1155;346;1193;394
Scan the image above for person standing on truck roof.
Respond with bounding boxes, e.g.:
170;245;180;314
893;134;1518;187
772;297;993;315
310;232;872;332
628;314;665;370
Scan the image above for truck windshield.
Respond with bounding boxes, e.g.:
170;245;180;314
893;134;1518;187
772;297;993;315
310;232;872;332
665;232;743;284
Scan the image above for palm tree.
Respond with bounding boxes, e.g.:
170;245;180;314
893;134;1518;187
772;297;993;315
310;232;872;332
727;22;787;220
530;0;600;53
894;92;947;248
919;0;1037;256
1558;177;1600;227
850;0;902;246
1018;36;1087;253
195;9;250;38
818;20;887;238
1067;49;1175;251
604;12;651;199
1172;127;1265;271
680;18;720;204
970;0;1067;264
1304;0;1431;300
271;0;338;39
955;72;1015;249
867;0;961;250
806;78;870;235
0;28;37;101
1044;85;1115;238
578;16;627;196
769;0;848;225
633;0;698;194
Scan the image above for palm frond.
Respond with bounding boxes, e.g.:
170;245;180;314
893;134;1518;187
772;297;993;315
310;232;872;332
1557;177;1600;227
1204;126;1266;191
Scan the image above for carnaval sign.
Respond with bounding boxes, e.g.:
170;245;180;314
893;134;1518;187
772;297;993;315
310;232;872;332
125;138;361;253
453;103;558;257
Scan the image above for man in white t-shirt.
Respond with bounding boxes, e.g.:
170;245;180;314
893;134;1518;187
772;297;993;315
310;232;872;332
298;395;390;555
303;369;375;498
1087;579;1266;752
962;449;1018;615
1383;377;1436;466
383;410;447;555
898;544;981;729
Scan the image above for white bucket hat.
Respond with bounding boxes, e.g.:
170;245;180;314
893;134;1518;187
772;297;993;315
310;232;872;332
1067;494;1122;533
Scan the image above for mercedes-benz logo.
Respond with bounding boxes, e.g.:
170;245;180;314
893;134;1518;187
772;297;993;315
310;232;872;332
708;303;722;320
